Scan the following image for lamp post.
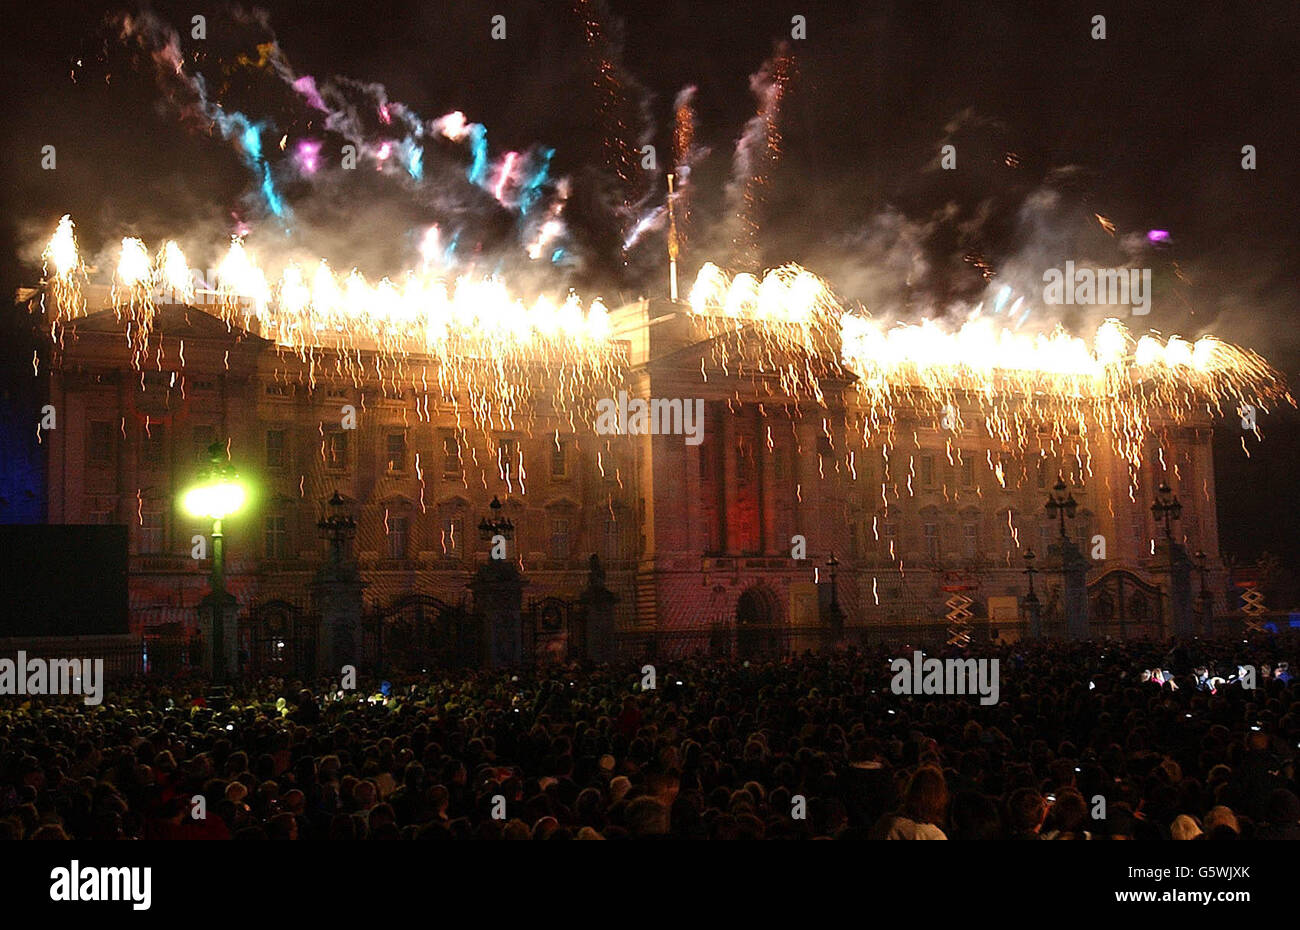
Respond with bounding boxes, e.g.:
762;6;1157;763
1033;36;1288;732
1045;480;1078;539
473;496;522;667
318;490;357;567
1023;547;1041;638
1195;549;1212;636
478;495;515;543
182;442;248;684
1045;480;1087;640
1151;482;1188;637
826;553;846;646
1151;482;1182;542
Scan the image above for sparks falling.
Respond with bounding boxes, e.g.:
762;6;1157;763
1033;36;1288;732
33;218;1294;481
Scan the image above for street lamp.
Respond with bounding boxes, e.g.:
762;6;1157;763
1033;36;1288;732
1045;480;1078;539
1195;549;1212;635
1023;548;1038;599
318;490;357;566
182;441;248;684
1023;547;1041;638
477;495;515;541
1151;482;1182;541
826;553;846;645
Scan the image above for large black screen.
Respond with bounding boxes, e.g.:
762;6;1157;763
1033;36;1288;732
0;525;129;636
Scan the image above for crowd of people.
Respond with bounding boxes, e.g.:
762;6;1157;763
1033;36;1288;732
1;635;1297;840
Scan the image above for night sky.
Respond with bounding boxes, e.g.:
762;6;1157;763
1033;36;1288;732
2;1;1297;585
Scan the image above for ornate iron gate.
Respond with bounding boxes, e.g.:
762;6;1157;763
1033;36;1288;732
366;594;474;672
524;596;583;664
239;600;318;679
1088;569;1163;638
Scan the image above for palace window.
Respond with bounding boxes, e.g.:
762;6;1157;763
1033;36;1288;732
266;429;287;469
387;516;409;559
604;517;622;561
443;434;461;474
443;516;464;558
552;440;569;479
192;424;216;463
385;432;407;473
264;515;290;560
550;518;570;561
498;438;517;481
325;431;349;470
920;456;935;489
139;511;164;555
924;522;940;560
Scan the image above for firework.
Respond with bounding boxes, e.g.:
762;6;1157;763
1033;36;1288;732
688;262;1294;475
574;0;644;209
672;86;699;248
729;48;793;267
34;218;1293;483
38;218;625;438
41;215;84;319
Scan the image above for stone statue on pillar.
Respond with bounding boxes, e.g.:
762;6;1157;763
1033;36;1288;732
1054;538;1090;641
580;554;620;663
472;496;525;667
471;557;525;667
1153;540;1195;639
1044;481;1089;640
311;491;366;677
1151;483;1193;640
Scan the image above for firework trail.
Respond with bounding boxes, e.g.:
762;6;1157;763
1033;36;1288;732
118;13;288;219
672;85;700;249
622;85;707;254
573;0;652;215
728;47;793;267
115;11;569;260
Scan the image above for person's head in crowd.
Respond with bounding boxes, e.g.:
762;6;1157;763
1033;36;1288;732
1007;788;1048;839
625;797;670;837
1203;806;1240;838
903;765;949;828
1170;814;1203;841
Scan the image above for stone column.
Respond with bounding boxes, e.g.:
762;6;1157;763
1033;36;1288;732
580;554;620;663
1023;590;1043;639
1053;538;1090;640
471;559;525;667
311;575;366;677
1162;541;1195;639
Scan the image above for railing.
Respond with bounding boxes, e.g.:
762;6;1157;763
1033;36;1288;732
0;632;201;683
